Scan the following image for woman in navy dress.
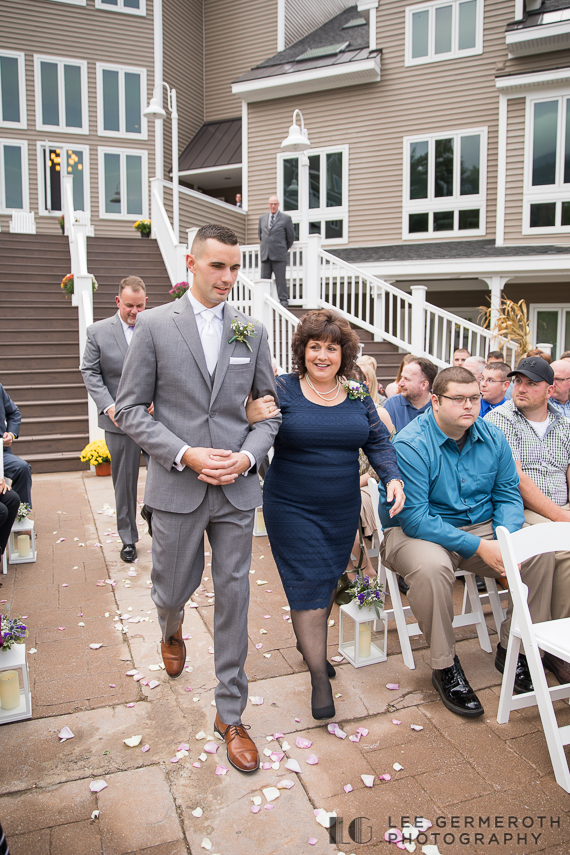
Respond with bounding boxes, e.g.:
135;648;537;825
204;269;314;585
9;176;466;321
261;310;405;721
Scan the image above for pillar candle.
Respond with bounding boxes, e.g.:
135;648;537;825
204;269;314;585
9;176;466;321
17;535;31;558
358;621;372;658
0;670;21;710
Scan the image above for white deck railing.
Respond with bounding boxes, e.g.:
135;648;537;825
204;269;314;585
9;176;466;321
150;178;188;286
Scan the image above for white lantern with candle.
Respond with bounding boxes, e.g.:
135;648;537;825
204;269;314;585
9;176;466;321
8;517;36;564
0;644;32;722
339;599;387;668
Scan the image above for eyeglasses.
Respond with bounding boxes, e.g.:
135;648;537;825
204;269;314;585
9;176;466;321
439;394;481;406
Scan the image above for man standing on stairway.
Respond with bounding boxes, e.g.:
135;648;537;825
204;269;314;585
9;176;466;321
81;276;149;563
258;196;295;308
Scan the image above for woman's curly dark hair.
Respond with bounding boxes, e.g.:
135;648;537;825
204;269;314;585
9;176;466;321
291;309;360;378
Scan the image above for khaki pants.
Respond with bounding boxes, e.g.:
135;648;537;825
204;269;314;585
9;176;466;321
524;506;570;621
381;520;554;670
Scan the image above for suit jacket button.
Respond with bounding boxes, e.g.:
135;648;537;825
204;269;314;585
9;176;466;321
209;411;217;418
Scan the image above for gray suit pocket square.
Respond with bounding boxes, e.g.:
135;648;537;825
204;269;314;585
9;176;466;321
230;357;251;365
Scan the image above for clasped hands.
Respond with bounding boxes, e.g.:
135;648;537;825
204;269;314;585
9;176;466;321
2;432;14;447
182;447;250;485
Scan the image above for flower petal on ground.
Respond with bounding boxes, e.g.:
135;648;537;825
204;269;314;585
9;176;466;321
343;784;353;793
214;765;228;775
296;737;312;749
89;780;108;793
251;805;261;814
249;696;264;705
308;838;317;845
361;774;375;788
148;680;160;689
192;807;203;817
255;643;263;649
402;824;420;841
123;735;142;748
330;655;344;663
204;742;218;754
392;719;402;725
276;779;295;789
315;809;336;828
58;727;75;742
141;745;150;753
386;683;399;690
378;773;392;782
306;754;318;765
201;839;212;850
285;758;302;773
421;847;441;855
393;762;404;771
415;818;433;832
385;828;404;844
125;669;138;676
262;787;280;802
410;724;424;731
195;731;206;740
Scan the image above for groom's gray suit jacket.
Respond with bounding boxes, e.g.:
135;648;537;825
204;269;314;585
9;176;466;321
114;297;280;513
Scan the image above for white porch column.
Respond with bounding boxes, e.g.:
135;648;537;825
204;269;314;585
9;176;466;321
481;276;509;344
153;0;164;195
303;233;321;308
410;285;427;355
253;278;272;333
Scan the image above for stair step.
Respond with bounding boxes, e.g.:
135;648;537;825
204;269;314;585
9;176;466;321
18;399;87;418
0;355;80;370
3;383;86;402
17;433;89;456
20;415;89;436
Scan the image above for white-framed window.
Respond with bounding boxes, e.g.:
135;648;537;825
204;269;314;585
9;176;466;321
530;304;570;360
0;139;28;212
402;127;487;239
523;91;570;235
95;0;146;15
49;0;87;5
405;0;483;67
0;51;26;129
277;146;349;244
34;55;88;134
96;63;147;139
37;141;90;215
98;146;147;219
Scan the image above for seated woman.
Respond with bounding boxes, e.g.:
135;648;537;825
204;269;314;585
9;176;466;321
248;310;404;721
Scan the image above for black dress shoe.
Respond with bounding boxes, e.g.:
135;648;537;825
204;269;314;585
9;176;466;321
120;543;137;563
432;655;484;717
397;574;410;595
543;651;570;684
141;504;153;537
495;643;533;694
475;575;486;593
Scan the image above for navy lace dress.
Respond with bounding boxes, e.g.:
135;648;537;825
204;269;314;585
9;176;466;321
263;374;402;610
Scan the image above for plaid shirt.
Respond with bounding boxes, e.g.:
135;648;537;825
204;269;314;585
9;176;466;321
485;401;570;506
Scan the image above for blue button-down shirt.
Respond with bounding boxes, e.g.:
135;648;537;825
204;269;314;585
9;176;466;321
479;396;506;419
383;394;431;433
378;408;524;558
549;398;570;419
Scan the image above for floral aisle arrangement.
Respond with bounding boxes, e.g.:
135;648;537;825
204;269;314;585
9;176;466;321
345;574;384;620
80;440;111;467
16;503;31;523
169;281;190;299
60;274;98;297
0;614;28;651
133;219;151;236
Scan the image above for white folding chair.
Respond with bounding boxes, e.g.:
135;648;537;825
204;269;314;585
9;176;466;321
461;574;509;636
496;523;570;793
367;478;493;670
0;451;7;575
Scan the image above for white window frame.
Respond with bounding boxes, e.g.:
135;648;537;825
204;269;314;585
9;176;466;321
36;140;90;216
34;54;89;134
529;304;570;359
405;0;484;67
0;139;29;213
523;88;570;235
49;0;86;5
277;145;349;245
402;126;487;240
98;145;148;220
94;0;146;16
0;51;27;130
96;63;147;140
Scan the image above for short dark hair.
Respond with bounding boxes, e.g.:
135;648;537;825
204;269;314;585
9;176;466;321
119;275;146;295
291;309;360;378
561;350;570;360
487;350;504;361
433;366;479;397
408;357;438;388
191;224;239;256
485;361;510;380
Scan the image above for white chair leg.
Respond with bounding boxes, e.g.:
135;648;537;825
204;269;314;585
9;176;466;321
485;577;507;636
497;634;521;723
385;566;416;670
526;643;570;793
463;572;492;653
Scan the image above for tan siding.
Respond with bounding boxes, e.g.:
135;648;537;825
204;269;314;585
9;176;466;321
204;0;278;123
284;0;354;49
503;97;526;244
169;186;247;243
0;0;157;238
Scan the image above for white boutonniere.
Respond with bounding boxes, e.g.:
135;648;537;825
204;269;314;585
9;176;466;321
229;319;257;351
343;379;369;401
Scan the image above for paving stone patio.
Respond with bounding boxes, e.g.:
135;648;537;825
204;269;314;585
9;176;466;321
0;471;568;854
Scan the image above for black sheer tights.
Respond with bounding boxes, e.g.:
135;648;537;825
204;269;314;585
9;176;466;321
291;588;336;717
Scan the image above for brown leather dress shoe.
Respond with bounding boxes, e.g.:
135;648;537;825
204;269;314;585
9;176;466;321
161;620;186;678
543;651;570;684
214;712;259;773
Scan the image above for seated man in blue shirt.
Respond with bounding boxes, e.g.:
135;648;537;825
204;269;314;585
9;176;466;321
379;367;555;718
479;361;510;418
383;357;437;433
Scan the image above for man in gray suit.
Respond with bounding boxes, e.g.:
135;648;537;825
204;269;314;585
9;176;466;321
115;224;280;773
258;195;295;307
81;276;148;563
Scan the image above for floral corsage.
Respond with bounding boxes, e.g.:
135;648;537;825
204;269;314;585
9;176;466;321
343;379;369;401
229;320;257;351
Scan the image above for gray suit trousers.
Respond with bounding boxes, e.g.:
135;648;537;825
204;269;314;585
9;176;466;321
261;259;288;304
151;486;255;724
105;430;143;545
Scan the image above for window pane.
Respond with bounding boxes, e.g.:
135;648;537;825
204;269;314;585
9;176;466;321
283;157;298;210
530;202;556;228
409;212;429;232
66;148;84;210
536;311;558;356
104;151;121;213
101;0;118;5
0;56;20;123
532;101;558;186
458;0;477;50
3;145;23;209
308;154;320;209
47;147;62;211
41;61;59;126
435;5;452;54
102;69;120;132
326;152;342;207
435;137;454;197
411;10;429;58
460;135;480;195
410;141;428;199
458;208;479;229
124;0;140;8
434;210;454;230
292;222;299;241
309;221;321;234
64;64;82;128
125;154;143;215
325;219;343;240
124;72;141;133
562;201;570;226
564;99;570;184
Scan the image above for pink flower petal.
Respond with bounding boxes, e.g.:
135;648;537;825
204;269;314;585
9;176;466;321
89;780;108;793
148;680;160;689
270;751;284;762
356;727;369;736
264;615;270;619
178;743;190;751
386;683;399;690
125;669;138;676
410;724;424;731
349;734;361;743
343;784;353;793
251;805;261;813
133;673;145;682
285;758;302;773
170;757;179;763
308;838;318;846
264;804;274;810
385;828;403;843
378;773;392;782
109;684;116;688
306;754;318;765
215;765;228;775
61;584;69;587
255;643;263;650
56;538;66;543
204;742;218;754
141;745;150;752
282;614;289;620
261;762;272;770
396;842;407;851
330;655;344;663
192;762;201;768
274;732;284;739
184;687;192;692
392;719;402;725
296;737;312;749
58;627;66;631
294;717;301;722
182;634;192;640
126;703;135;708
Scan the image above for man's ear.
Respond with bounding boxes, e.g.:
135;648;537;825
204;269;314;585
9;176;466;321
186;253;195;274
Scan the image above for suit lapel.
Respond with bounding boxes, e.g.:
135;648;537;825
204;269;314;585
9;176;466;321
111;314;128;358
211;305;238;404
173;297;212;389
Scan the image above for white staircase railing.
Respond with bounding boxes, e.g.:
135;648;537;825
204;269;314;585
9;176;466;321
150;178;189;286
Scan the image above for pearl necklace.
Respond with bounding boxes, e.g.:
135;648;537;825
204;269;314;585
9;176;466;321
305;374;341;401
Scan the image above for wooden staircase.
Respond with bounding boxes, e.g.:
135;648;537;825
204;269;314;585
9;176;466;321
0;233;172;473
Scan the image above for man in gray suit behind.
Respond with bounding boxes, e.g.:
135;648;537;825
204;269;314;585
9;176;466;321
115;224;281;773
81;276;148;563
258;195;295;307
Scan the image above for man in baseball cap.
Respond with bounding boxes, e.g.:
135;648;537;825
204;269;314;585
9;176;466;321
507;356;554;385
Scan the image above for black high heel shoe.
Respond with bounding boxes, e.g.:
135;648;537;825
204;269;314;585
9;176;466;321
297;644;336;678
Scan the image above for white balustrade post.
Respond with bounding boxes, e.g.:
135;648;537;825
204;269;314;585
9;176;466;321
303;233;321;308
150;177;162;239
410;285;427;356
253;279;272;332
185;228;199;288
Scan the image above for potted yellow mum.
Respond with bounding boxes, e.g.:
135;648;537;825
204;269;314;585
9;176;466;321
80;440;111;476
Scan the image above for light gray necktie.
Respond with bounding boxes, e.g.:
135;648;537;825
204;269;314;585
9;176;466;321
201;309;219;375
